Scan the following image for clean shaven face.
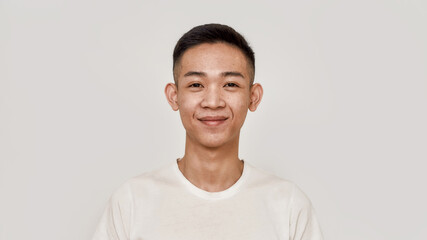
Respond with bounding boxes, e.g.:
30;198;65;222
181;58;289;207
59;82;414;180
167;42;262;149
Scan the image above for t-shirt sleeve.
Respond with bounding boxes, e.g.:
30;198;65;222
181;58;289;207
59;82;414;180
92;182;133;240
289;183;323;240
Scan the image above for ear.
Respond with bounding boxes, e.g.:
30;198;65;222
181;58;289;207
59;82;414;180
248;83;263;112
164;83;179;111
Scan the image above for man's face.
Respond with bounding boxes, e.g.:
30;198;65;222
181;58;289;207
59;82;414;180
166;42;262;149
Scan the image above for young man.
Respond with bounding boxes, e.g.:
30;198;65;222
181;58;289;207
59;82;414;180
92;24;323;240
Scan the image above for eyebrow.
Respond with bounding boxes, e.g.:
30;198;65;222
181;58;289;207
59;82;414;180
183;71;245;78
222;71;245;78
184;71;207;77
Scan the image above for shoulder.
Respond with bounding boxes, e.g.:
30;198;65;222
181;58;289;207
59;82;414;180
127;162;174;186
246;162;312;205
246;162;295;190
109;161;176;202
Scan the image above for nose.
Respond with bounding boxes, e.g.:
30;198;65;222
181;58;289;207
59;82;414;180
200;86;225;109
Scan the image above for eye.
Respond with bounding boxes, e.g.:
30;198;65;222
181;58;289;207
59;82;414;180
189;83;203;88
224;82;239;87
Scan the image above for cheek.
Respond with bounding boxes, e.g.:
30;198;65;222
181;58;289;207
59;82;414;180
178;96;199;120
230;95;250;118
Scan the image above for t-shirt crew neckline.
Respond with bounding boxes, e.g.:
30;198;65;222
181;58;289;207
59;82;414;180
173;158;250;200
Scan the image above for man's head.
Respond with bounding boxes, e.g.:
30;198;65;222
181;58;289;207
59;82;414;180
173;23;255;85
165;24;263;148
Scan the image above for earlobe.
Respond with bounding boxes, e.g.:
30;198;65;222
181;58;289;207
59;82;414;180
164;83;179;111
248;83;263;112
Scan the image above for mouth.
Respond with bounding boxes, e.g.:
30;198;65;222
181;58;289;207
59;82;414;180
198;116;229;126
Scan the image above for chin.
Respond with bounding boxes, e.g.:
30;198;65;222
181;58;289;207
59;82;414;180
197;134;235;149
186;129;239;148
201;141;227;149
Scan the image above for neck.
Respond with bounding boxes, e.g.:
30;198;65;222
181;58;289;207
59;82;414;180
178;133;244;192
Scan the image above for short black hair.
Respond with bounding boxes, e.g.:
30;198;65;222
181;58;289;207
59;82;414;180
173;23;255;85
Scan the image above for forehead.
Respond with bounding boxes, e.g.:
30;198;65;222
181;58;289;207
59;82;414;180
178;43;250;76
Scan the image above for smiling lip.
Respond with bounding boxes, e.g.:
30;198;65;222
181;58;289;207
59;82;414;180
198;116;228;126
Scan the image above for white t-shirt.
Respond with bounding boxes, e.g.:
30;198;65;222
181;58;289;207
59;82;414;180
92;159;323;240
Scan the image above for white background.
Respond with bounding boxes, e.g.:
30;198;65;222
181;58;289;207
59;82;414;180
1;0;426;239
